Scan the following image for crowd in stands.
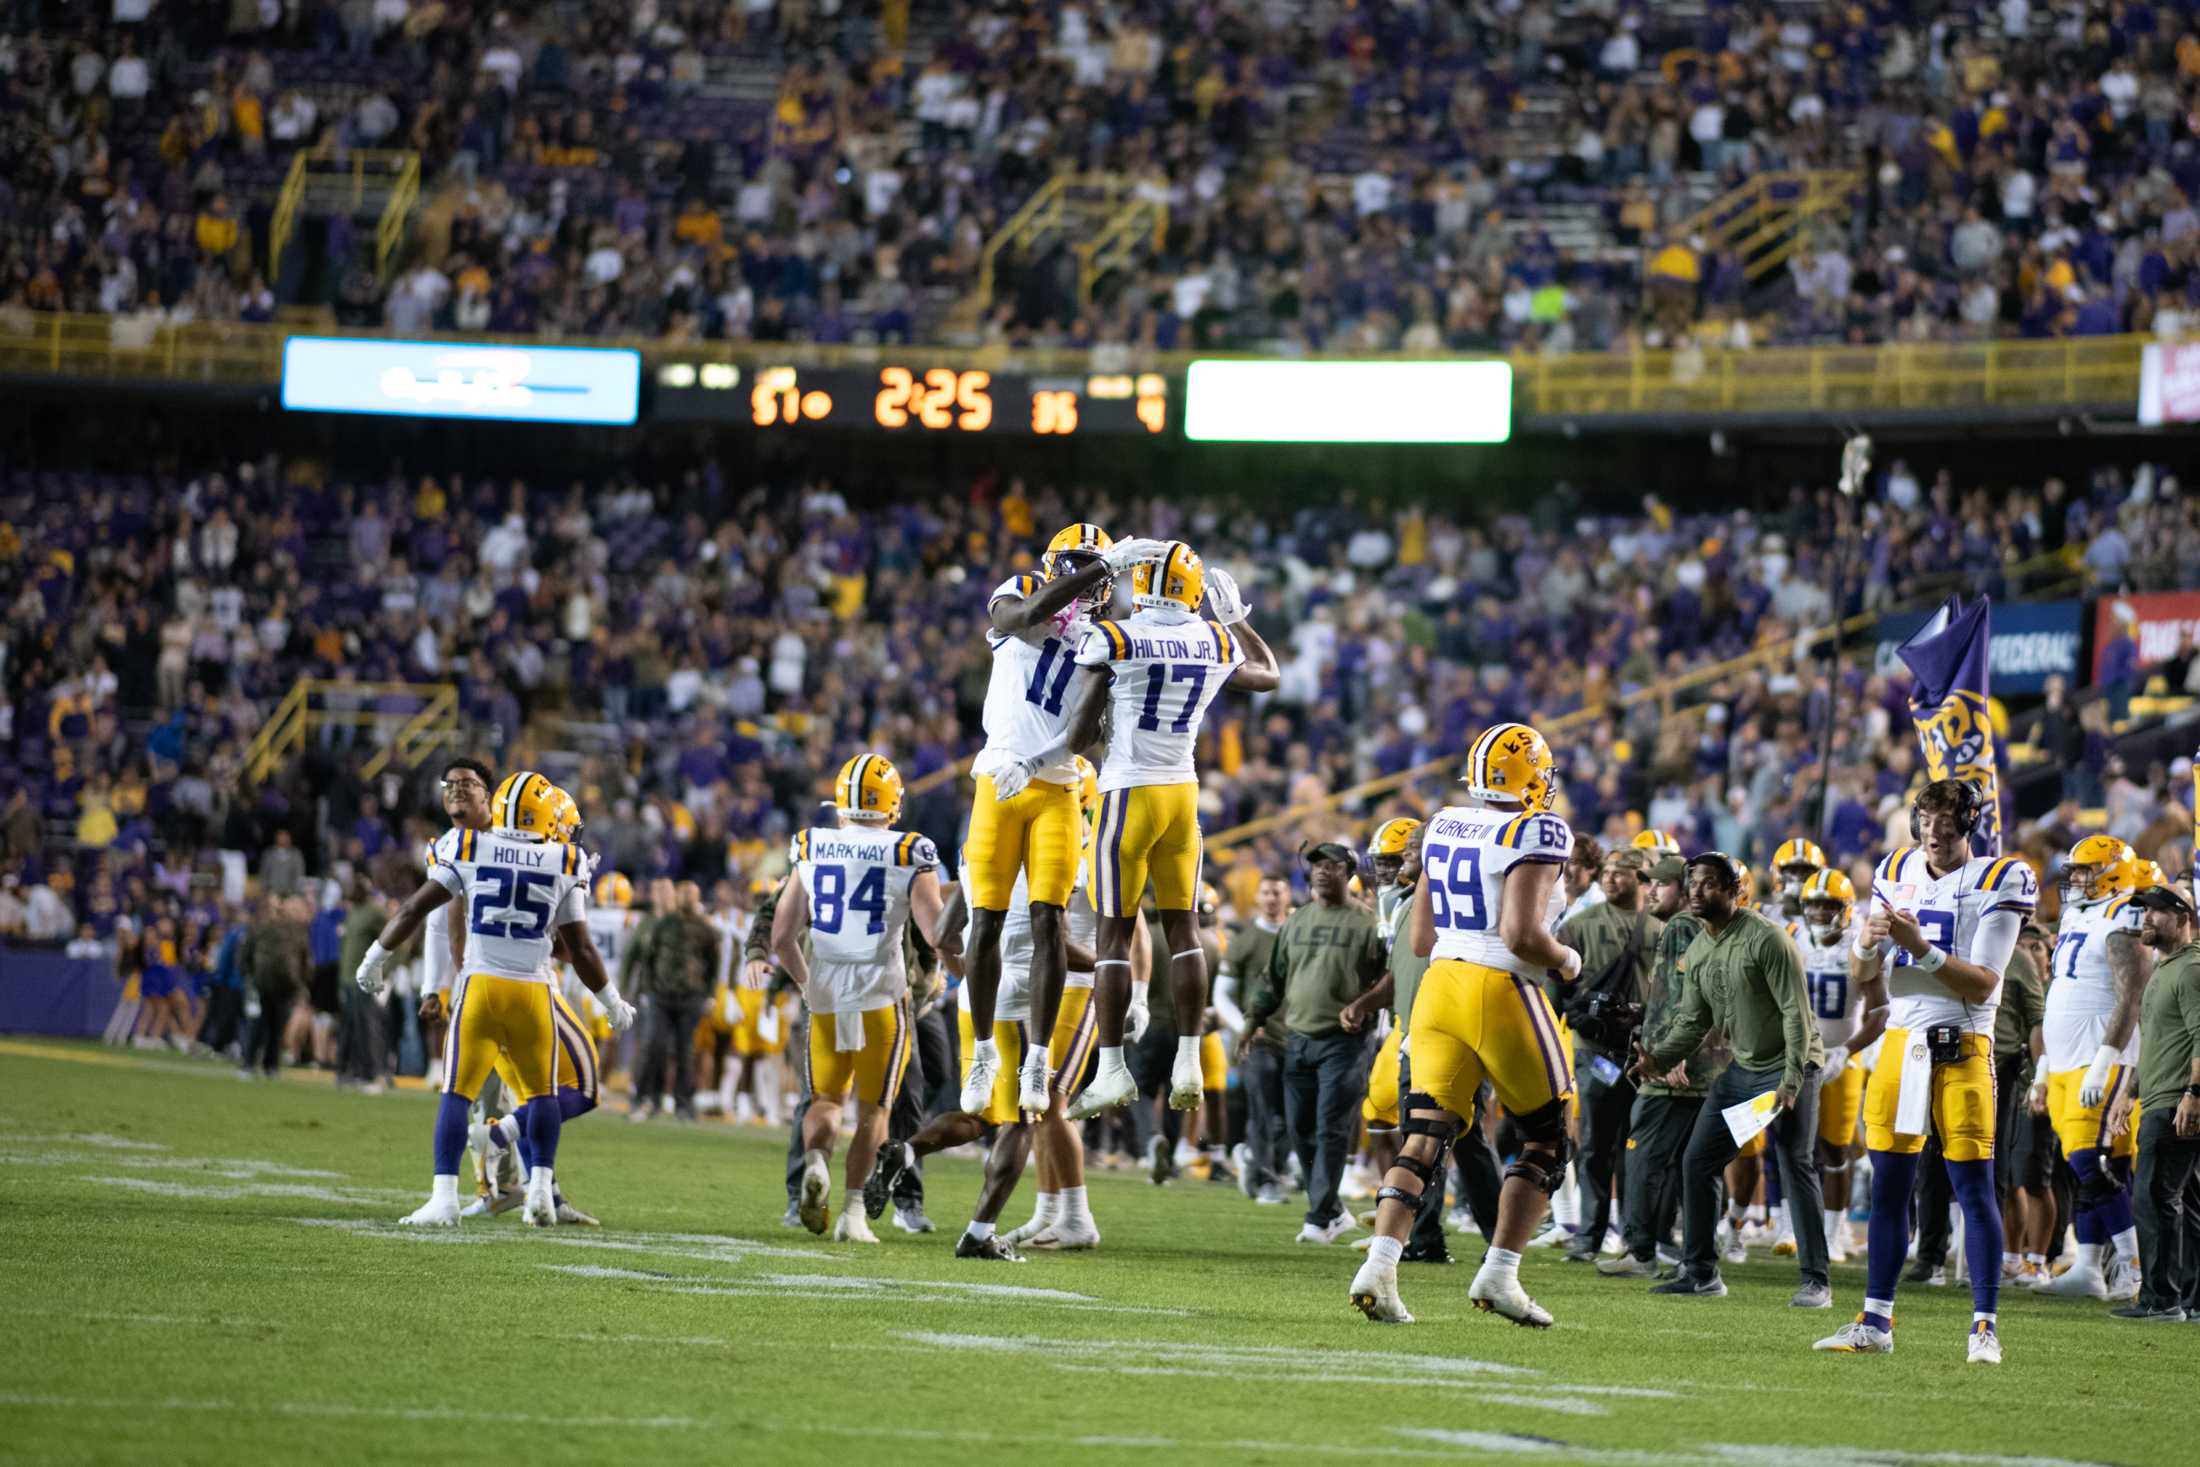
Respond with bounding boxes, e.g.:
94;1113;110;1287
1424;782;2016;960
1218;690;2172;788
6;444;2198;989
9;2;2200;351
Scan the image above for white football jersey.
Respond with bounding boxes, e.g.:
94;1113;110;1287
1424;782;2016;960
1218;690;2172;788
1076;607;1246;792
585;904;642;984
428;827;593;985
2045;891;2144;1069
791;823;938;1013
1788;917;1865;1051
1419;804;1572;977
1868;846;2036;1036
973;574;1087;787
422;836;458;996
710;907;750;986
993;858;1100;1022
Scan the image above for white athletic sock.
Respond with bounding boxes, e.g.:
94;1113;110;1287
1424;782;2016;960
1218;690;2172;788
2111;1227;2138;1264
1550;1165;1580;1229
972;1037;998;1062
1096;1045;1127;1074
1174;1035;1200;1065
431;1174;459;1206
1973;1311;1996;1328
2072;1242;2104;1275
1481;1245;1521;1283
1863;1296;1895;1324
2025;1252;2045;1268
1745;1203;1766;1225
2004;1250;2021;1268
1028;1190;1059;1230
965;1219;995;1242
1060;1185;1089;1225
528;1165;553;1192
1826;1210;1846;1242
1368;1235;1404;1267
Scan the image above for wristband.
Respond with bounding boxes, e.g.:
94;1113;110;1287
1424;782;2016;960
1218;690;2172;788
361;941;392;971
1915;945;1947;973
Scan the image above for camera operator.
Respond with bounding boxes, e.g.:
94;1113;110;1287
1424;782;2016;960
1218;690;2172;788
1638;852;1829;1305
1555;848;1662;1264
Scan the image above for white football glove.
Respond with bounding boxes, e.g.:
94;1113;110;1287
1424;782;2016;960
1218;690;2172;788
599;985;637;1034
991;755;1042;802
353;941;392;997
2079;1043;2119;1109
1101;536;1171;573
1818;1045;1848;1086
1204;565;1249;622
1553;947;1583;984
1125;985;1151;1043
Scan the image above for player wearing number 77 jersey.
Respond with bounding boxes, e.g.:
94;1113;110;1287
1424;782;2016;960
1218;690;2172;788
961;525;1173;1119
1347;722;1582;1330
1816;778;2036;1365
1018;542;1279;1121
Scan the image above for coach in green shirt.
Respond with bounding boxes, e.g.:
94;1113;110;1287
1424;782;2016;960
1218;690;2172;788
1643;852;1828;1304
1244;842;1386;1243
2123;884;2200;1319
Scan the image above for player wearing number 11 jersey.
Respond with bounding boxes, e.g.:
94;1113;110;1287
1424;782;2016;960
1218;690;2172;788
1349;722;1583;1329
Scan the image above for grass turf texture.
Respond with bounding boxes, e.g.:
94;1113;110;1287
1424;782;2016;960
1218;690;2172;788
0;1037;2185;1467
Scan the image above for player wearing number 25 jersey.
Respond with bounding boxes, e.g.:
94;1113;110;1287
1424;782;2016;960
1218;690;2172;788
1348;722;1584;1332
772;752;945;1241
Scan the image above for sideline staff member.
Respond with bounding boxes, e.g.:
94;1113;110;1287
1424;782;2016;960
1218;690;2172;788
2124;883;2200;1321
1638;852;1828;1305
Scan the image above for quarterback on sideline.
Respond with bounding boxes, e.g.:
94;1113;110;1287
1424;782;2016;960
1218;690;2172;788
960;525;1170;1116
999;542;1278;1120
771;753;945;1242
1350;723;1584;1328
1817;778;2037;1364
358;773;636;1229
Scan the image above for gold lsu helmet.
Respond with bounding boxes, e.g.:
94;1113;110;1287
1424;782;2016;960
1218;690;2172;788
1773;838;1828;875
834;752;904;825
1632;828;1682;855
595;870;634;908
1041;522;1113;579
1129;541;1205;614
1463;722;1558;815
1799;868;1855;925
1198;881;1221;919
1734;860;1755;908
546;784;583;842
491;771;564;841
2101;854;2168;898
1370;817;1423;857
1073;754;1100;822
2061;834;2136;903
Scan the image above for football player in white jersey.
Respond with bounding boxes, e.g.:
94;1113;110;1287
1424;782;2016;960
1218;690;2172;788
2035;836;2150;1300
960;525;1168;1117
771;752;945;1242
1815;779;2037;1365
1006;542;1277;1120
1349;723;1584;1328
358;773;636;1229
1787;870;1886;1262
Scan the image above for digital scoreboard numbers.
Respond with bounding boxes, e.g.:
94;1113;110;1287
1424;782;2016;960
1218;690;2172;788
654;361;1169;435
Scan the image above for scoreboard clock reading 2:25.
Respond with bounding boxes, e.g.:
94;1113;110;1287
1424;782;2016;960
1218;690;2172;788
653;360;1169;436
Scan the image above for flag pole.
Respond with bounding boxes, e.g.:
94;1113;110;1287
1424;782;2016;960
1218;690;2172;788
1815;434;1872;840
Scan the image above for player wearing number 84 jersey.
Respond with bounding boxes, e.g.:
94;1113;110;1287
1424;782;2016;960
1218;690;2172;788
1348;722;1583;1330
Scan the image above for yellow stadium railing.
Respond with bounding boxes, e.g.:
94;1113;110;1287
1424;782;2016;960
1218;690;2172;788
964;173;1163;328
264;148;422;285
0;313;2154;421
242;678;459;786
1662;169;1858;288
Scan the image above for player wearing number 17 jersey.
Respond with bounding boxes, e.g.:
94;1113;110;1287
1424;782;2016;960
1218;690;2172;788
1817;778;2036;1364
1349;722;1583;1329
771;753;945;1242
1048;542;1279;1120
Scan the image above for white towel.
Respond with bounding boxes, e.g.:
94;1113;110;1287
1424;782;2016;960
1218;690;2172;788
832;1007;864;1051
1891;1032;1933;1138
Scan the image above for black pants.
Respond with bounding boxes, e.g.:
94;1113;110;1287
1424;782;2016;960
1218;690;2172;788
1623;1091;1702;1260
882;1004;954;1207
2134;1107;2200;1313
338;982;387;1083
1239;1041;1288;1189
200;986;245;1055
641;993;705;1114
785;1008;812;1205
1283;1029;1370;1227
245;987;295;1075
1125;1024;1181;1159
1681;1063;1828;1286
1572;1047;1636;1248
1991;1054;2028;1196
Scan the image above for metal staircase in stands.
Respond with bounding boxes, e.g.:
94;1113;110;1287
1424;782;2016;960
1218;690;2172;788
1665;168;1859;287
947;173;1169;334
243;678;458;787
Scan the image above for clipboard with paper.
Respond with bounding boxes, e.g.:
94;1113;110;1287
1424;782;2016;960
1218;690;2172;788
1721;1089;1782;1148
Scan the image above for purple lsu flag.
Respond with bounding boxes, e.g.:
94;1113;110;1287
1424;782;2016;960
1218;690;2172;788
1897;595;2002;857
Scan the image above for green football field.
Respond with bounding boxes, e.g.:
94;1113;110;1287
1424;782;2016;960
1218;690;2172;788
0;1037;2188;1467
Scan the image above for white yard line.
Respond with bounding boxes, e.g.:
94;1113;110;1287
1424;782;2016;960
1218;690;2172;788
0;1393;695;1431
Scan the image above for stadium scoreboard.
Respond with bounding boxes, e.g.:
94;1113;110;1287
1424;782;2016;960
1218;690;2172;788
654;361;1171;436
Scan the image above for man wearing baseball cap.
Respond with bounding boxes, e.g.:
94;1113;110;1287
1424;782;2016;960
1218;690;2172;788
2123;883;2200;1320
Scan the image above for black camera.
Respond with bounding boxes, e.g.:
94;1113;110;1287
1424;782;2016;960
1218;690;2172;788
1925;1023;1964;1065
1572;991;1646;1052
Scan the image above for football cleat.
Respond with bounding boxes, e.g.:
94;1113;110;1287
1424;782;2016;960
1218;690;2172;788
2036;1264;2107;1299
893;1204;936;1235
954;1231;1024;1262
1468;1271;1554;1328
779;1199;803;1229
1967;1321;2002;1365
1234;1143;1256;1198
555;1199;600;1227
2104;1259;2140;1303
958;1047;999;1116
1067;1061;1138;1119
1145;1135;1174;1186
1814;1315;1894;1353
1349;1258;1414;1323
399;1194;461;1228
1025;1220;1100;1251
1017;1051;1053;1115
833;1210;881;1245
863;1141;911;1221
1166;1050;1205;1111
797;1151;832;1236
523;1172;556;1229
1773;1238;1798;1258
1717;1219;1748;1265
1523;1218;1569;1249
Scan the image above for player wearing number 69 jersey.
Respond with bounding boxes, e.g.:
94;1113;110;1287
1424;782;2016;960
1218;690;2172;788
772;753;945;1242
1348;722;1583;1331
1786;871;1887;1260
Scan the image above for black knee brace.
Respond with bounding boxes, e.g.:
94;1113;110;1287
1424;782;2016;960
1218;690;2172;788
1399;1092;1460;1146
1377;1150;1439;1209
1504;1097;1571;1195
